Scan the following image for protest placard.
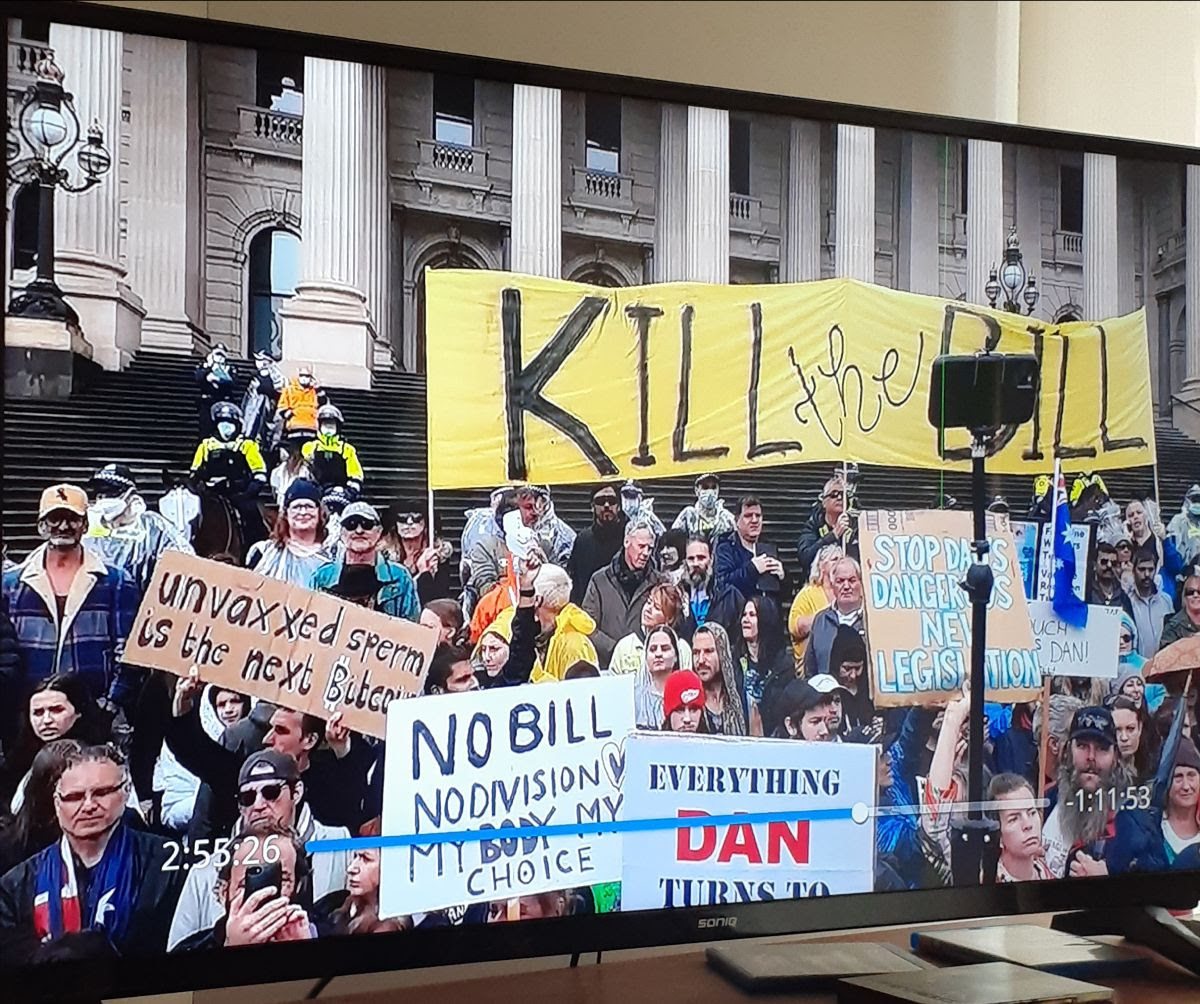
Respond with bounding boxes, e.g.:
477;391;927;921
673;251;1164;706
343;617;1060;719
1027;600;1120;678
1033;521;1093;604
124;550;436;738
619;733;875;911
858;509;1041;707
1010;520;1040;599
379;675;635;917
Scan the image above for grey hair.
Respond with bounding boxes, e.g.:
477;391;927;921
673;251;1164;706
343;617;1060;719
533;563;572;612
832;555;861;579
823;474;846;495
624;517;657;543
809;544;844;584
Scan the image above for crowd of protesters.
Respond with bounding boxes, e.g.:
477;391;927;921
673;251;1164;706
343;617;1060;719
5;367;1200;961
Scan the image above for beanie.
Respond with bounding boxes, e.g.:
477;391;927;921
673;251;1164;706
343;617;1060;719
663;670;706;718
284;478;322;508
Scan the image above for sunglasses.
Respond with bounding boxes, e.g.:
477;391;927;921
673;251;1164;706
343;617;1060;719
237;782;288;807
824;490;845;501
1187;589;1200;598
594;497;618;507
55;780;128;805
1119;633;1133;643
342;517;379;532
1097;559;1115;568
397;512;424;523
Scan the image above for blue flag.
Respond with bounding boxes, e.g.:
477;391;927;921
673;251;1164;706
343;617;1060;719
1051;473;1089;628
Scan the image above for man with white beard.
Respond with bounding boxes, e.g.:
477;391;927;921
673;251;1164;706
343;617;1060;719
1041;706;1131;878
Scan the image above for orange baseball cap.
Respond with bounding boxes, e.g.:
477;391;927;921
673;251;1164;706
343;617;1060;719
38;483;89;519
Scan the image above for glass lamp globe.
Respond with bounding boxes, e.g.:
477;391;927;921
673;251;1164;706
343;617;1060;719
78;134;111;178
28;104;68;148
1000;259;1025;296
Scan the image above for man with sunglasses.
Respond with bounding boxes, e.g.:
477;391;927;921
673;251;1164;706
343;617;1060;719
166;749;349;952
310;501;420;622
2;485;141;730
0;744;182;962
1088;540;1133;617
566;483;627;606
796;473;859;577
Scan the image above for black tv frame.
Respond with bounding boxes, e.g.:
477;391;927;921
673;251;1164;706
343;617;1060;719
3;2;1200;1001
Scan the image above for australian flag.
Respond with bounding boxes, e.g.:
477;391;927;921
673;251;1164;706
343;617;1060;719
1049;468;1088;628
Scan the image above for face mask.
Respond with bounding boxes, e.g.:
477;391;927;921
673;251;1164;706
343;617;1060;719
1189;501;1200;518
622;497;639;518
319;424;338;437
90;496;128;524
217;421;236;440
299;376;313;388
697;488;718;509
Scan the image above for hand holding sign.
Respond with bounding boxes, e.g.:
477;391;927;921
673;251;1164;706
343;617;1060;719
172;665;204;718
326;712;351;758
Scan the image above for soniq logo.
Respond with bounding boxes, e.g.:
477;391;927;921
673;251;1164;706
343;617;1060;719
698;917;738;929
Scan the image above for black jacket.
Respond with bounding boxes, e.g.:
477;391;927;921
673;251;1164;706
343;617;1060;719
0;825;183;964
180;702;274;843
567;520;627;606
0;595;25;761
795;509;859;582
165;705;376;838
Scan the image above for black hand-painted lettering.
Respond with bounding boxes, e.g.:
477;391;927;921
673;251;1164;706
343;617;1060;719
1022;326;1047;461
625;304;662;467
936;303;1015;460
748;302;803;460
673;304;730;463
1097;323;1147;452
1051;335;1097;460
502;289;618;481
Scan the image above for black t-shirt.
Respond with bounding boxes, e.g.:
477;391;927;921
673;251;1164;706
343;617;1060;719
54;594;67;623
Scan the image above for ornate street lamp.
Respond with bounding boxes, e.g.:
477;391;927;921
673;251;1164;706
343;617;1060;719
6;50;112;324
985;227;1040;315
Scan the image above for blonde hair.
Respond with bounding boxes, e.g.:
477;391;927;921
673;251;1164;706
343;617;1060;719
533;564;572;612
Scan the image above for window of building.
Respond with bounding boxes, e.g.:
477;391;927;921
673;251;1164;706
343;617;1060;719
247;228;300;359
959;141;969;214
255;49;305;112
585;93;621;174
433;74;475;147
19;18;50;42
1059;162;1084;233
11;184;39;272
730;118;751;196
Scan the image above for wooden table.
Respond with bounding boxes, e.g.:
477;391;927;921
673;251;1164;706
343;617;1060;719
310;915;1199;1004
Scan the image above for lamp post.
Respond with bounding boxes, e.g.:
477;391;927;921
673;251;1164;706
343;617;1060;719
6;50;112;325
985;227;1040;315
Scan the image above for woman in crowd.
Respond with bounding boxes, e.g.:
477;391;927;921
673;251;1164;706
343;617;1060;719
660;669;709;734
609;584;692;676
788;544;841;666
740;595;796;738
0;739;83;876
826;624;874;735
1161;573;1200;649
1108;694;1159;784
473;607;513;689
247;479;329;585
1127;497;1182;600
633;625;684;729
4;674;114;812
1111;739;1200;873
324;819;408;935
383;501;452;604
988;772;1052;882
270;436;310;510
421;599;467;647
1111;619;1167;714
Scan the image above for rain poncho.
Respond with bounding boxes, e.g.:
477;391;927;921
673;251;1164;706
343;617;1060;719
531;487;577;566
1168;484;1200;567
672;496;736;544
240;354;284;449
85;495;194;595
247;537;332;587
460;488;507;582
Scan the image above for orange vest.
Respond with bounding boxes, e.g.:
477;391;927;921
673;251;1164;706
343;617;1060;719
279;381;319;432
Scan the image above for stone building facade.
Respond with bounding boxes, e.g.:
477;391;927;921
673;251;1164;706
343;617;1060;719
4;18;1196;429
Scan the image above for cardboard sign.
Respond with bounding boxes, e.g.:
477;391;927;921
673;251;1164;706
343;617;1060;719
1028;600;1120;678
619;733;875;911
379;675;635;917
1010;520;1041;599
859;509;1041;707
124;551;436;739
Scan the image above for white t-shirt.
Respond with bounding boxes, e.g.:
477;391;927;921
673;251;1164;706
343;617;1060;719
1040;805;1071;879
1162;816;1200;858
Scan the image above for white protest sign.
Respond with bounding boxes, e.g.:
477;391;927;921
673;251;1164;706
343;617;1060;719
619;733;875;911
1028;600;1121;678
1034;523;1092;604
380;675;634;916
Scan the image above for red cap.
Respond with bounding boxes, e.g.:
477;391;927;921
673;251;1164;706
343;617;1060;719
663;670;706;718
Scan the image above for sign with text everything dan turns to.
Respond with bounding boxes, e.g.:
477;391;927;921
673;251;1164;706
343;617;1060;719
858;510;1041;707
124;551;437;738
423;270;1154;489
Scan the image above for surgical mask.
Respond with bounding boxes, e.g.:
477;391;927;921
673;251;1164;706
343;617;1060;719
319;423;337;437
1188;501;1200;518
89;496;128;524
697;488;718;509
299;375;313;388
217;421;236;440
622;497;639;518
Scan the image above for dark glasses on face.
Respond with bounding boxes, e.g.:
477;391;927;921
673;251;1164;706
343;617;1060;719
397;512;423;523
343;517;379;532
825;491;844;500
1187;589;1200;598
1097;558;1115;568
1119;633;1133;643
594;496;618;507
238;783;287;807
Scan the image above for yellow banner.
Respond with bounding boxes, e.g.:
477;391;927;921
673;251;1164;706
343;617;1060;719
425;271;1155;490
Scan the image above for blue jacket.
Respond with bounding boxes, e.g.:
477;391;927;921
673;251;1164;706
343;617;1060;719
1;545;141;711
310;553;420;622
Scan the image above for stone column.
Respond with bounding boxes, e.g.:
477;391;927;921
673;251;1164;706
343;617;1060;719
279;57;381;389
1083;152;1118;320
510;84;561;278
966;138;1004;306
781;120;820;283
1013;145;1042;313
1116;162;1137;315
897;132;938;295
834;124;875;282
363;67;392;369
49;23;144;370
126;35;204;354
1185;165;1200;381
654;103;688;282
685;106;729;283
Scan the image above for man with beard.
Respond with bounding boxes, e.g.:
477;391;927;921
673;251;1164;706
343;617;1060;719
691;624;748;736
582;518;667;669
1041;706;1129;878
567;484;626;606
1089;541;1133;616
677;537;745;643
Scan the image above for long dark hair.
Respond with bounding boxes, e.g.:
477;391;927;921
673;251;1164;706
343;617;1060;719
741;595;790;674
1107;693;1159;781
0;739;84;870
8;675;112;791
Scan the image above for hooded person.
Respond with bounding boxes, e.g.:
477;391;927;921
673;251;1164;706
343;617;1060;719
460;487;509;592
240;352;284;452
472;606;513;689
529;486;576;567
619;481;665;540
1168;484;1200;570
825;624;874;733
84;464;194;595
1109;622;1167;715
567;483;628;606
672;474;735;548
691;622;748;737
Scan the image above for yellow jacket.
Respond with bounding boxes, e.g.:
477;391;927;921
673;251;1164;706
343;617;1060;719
530;603;599;684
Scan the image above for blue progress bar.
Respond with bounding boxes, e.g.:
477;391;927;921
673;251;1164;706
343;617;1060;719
307;807;856;855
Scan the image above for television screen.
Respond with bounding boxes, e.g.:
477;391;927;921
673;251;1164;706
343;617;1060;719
2;6;1199;1000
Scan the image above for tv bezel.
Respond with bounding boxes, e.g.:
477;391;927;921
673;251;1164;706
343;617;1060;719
4;2;1200;1000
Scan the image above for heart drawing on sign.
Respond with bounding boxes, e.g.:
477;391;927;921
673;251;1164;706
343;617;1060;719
601;739;626;789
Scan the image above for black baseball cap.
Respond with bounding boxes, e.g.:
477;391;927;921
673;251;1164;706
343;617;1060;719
1069;706;1117;748
238;749;300;788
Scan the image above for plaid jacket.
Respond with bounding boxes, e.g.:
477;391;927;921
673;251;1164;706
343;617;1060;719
1;545;142;710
